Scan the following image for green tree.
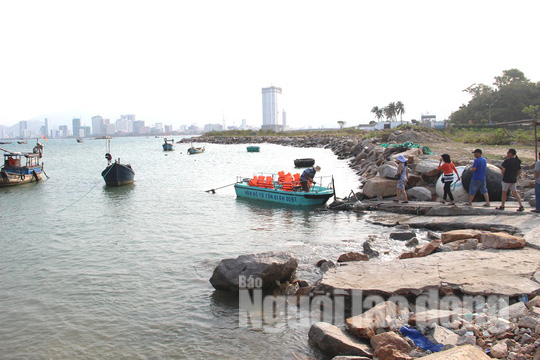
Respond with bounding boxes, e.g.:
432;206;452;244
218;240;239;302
523;105;540;119
450;69;540;125
493;68;528;89
337;121;346;129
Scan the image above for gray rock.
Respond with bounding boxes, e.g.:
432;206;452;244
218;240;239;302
308;322;373;357
389;231;416;241
377;163;399;179
414;158;440;177
407;186;432;201
209;251;298;291
362;239;380;258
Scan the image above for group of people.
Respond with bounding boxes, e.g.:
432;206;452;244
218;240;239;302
394;148;540;212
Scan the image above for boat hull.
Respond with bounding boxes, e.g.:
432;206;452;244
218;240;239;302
247;146;260;152
0;169;43;187
187;147;204;154
294;158;315;167
162;144;174;151
234;182;333;206
102;163;135;186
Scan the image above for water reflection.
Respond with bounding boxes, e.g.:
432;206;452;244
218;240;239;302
101;184;135;207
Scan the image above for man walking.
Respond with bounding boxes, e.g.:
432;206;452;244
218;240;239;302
466;149;490;207
497;148;524;211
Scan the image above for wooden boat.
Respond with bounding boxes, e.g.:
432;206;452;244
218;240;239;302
187;144;205;154
0;142;45;187
17;141;28;144
102;138;134;186
234;173;334;206
294;158;315;168
162;138;174;151
77;138;84;143
246;146;260;152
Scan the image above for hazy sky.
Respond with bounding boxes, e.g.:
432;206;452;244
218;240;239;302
1;0;539;129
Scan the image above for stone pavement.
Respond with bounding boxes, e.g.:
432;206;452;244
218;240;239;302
360;200;540;249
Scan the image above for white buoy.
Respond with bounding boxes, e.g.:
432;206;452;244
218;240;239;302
435;166;468;202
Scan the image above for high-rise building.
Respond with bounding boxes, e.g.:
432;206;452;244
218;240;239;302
92;116;105;135
59;125;68;137
19;121;27;138
72;118;81;138
262;86;283;131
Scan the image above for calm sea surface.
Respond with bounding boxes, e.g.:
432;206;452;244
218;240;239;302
0;137;412;359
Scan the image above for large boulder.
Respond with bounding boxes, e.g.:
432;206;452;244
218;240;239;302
407;187;432;201
440;229;483;244
209;251;298;291
461;164;503;201
346;301;400;338
362;177;398;198
390;148;424;165
479;232;526;249
308;322;372;357
377;163;399;179
414;158;440;177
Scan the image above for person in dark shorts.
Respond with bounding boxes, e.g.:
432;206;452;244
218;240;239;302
497;148;524;211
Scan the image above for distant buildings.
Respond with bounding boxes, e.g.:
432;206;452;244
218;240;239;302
262;86;284;131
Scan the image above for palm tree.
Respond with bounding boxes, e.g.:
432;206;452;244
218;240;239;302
395;101;405;123
371;106;384;122
384;102;397;122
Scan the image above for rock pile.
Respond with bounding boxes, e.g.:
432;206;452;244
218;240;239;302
308;295;540;359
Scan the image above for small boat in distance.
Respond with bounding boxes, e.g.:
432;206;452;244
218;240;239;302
0;141;45;187
234;173;334;206
246;146;260;152
163;138;174;151
294;158;315;168
187;143;205;154
77;138;84;143
17;141;28;144
102;138;135;186
0;141;12;144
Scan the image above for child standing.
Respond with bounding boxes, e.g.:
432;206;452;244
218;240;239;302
394;154;409;203
438;154;460;205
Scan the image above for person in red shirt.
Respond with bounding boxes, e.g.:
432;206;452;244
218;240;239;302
438;154;460;205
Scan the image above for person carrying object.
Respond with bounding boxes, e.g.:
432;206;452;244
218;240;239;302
438;153;460;205
300;165;320;192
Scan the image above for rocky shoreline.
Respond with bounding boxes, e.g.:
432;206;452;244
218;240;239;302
184;133;537;207
203;133;540;359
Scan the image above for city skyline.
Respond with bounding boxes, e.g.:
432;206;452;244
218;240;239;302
1;1;539;130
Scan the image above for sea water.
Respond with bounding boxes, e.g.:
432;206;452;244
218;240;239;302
0;137;402;359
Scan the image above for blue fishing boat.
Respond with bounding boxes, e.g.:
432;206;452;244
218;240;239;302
246;146;260;152
187;143;205;154
234;173;334;206
102;138;135;186
162;138;174;151
0;142;46;187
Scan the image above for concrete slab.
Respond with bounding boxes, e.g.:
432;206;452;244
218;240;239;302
318;248;540;297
